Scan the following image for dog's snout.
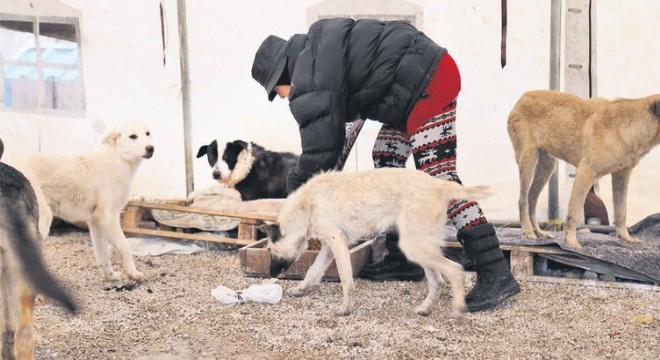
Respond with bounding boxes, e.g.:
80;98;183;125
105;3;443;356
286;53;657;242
269;256;292;277
143;145;155;159
212;171;221;180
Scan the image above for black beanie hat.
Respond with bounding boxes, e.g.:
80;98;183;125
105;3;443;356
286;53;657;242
252;35;288;101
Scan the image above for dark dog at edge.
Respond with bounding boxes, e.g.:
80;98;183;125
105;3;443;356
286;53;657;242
0;139;77;359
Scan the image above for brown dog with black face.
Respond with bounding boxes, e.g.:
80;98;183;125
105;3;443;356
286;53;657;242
507;90;660;248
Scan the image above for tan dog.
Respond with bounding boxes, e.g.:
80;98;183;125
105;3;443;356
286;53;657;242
507;90;660;248
10;121;154;281
262;168;491;318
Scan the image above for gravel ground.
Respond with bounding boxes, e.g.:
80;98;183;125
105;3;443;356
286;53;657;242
27;228;659;360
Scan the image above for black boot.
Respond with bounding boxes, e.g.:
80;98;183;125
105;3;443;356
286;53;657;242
358;233;425;282
458;223;520;312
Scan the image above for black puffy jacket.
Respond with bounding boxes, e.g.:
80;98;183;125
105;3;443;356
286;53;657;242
285;18;446;192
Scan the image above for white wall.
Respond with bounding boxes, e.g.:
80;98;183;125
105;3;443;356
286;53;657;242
184;0;554;224
1;0;658;225
0;0;187;199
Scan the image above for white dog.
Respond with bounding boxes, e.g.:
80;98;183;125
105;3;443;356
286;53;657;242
10;121;154;282
262;168;491;318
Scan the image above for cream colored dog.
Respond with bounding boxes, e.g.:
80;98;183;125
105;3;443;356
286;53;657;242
507;90;660;248
10;121;154;281
262;168;491;318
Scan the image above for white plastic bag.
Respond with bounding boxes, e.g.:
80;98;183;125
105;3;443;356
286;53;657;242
211;284;282;305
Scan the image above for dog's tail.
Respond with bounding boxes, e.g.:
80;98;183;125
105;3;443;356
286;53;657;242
0;200;78;313
440;181;493;202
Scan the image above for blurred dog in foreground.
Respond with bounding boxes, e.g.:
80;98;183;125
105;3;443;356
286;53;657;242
1;139;77;360
508;90;660;248
262;168;491;318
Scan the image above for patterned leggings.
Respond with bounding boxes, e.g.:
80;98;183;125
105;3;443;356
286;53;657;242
372;99;488;231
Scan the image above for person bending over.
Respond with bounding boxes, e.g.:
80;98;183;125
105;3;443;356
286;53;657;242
251;18;519;312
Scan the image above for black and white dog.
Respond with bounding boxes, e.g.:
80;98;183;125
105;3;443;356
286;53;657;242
195;139;299;201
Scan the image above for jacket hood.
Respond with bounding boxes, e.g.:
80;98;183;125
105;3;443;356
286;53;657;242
252;35;288;101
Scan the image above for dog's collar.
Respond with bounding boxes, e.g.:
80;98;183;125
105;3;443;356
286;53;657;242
222;145;254;187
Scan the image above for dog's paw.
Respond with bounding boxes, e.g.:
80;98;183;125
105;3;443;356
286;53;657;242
414;306;431;317
451;309;466;323
564;236;582;249
335;307;353;317
184;191;198;205
286;287;306;297
104;271;122;282
127;271;145;282
621;236;643;245
535;229;555;239
521;229;538;239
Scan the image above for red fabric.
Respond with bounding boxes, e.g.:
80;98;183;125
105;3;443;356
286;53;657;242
406;53;461;134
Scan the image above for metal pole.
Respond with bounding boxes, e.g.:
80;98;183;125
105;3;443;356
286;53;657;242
547;0;562;228
177;0;194;195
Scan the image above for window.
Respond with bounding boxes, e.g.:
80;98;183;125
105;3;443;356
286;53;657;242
0;14;85;115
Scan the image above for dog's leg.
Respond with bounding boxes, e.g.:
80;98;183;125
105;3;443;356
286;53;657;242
1;263;17;360
88;221;122;281
435;257;466;319
528;151;557;238
324;233;355;316
408;254;465;319
13;284;35;360
565;166;597;248
287;244;334;297
399;232;465;319
106;221;144;281
515;147;540;239
414;267;442;316
612;168;641;244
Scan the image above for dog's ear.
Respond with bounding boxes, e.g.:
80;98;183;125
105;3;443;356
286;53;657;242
650;100;660;118
196;145;208;159
0;138;4;160
234;140;249;150
196;140;218;167
249;142;266;156
257;221;281;242
102;131;122;145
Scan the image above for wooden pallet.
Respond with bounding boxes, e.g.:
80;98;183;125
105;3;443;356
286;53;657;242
121;199;277;246
120;202;657;290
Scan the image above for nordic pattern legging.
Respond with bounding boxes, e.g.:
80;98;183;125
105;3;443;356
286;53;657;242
372;99;488;232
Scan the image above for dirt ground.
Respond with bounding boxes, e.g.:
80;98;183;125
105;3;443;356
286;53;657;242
25;228;659;359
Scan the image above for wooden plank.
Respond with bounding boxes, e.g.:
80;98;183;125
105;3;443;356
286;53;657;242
445;240;568;255
239;239;374;281
126;200;278;222
238;223;258;240
121;205;143;228
510;249;534;278
524;275;659;292
122;227;254;246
